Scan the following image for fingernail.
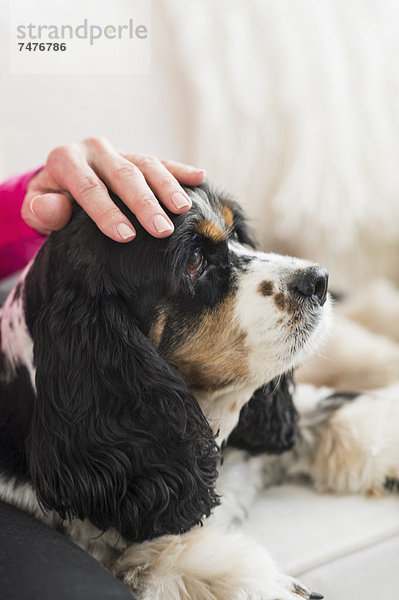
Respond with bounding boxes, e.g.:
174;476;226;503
30;195;41;215
117;223;136;240
171;191;191;210
153;215;173;234
188;168;205;175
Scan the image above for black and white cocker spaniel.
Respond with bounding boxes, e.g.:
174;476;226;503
1;182;399;600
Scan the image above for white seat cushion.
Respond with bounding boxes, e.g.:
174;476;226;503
242;483;399;598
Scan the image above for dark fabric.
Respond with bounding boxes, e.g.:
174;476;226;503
0;500;133;600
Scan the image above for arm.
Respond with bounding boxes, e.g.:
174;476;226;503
0;168;45;280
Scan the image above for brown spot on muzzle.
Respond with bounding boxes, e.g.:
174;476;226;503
274;292;297;315
258;281;274;296
167;296;249;391
274;292;287;311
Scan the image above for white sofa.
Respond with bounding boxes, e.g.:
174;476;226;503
243;483;399;599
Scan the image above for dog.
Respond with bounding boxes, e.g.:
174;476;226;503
1;182;399;600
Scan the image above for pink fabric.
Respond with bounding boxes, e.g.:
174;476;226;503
0;168;45;280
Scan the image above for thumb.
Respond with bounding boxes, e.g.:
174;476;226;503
23;193;73;234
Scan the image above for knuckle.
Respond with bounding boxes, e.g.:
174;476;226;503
158;175;174;190
47;144;73;167
112;162;139;181
75;174;101;197
160;158;173;168
96;205;120;222
134;193;158;212
138;154;158;168
84;135;109;149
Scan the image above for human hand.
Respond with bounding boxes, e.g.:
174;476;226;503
22;137;205;241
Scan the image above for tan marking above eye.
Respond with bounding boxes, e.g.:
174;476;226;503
222;205;234;229
258;281;274;296
195;220;226;243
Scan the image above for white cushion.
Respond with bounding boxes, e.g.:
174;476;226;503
242;483;399;598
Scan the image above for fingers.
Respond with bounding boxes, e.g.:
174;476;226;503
90;141;175;238
23;193;73;234
22;137;207;242
121;153;205;210
122;153;193;214
160;159;206;186
46;144;137;242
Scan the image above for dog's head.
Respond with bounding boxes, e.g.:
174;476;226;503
22;182;330;540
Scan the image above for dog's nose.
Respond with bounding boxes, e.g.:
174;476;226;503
290;266;329;306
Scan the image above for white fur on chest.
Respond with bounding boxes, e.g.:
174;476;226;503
196;384;256;442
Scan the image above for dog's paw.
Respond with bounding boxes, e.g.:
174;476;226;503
116;565;323;600
309;384;399;496
112;528;324;600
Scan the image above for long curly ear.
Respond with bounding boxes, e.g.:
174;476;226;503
27;285;219;542
227;373;298;455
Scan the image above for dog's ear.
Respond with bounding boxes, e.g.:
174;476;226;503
27;284;219;542
227;373;298;455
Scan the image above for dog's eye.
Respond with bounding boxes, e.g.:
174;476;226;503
187;248;207;278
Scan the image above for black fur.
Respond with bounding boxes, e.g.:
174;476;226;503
27;289;219;541
314;390;360;416
324;391;360;402
0;182;297;544
0;364;34;480
22;192;221;543
228;373;298;455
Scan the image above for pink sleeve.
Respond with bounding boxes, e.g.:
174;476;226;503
0;168;46;280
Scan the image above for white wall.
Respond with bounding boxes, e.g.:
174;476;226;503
0;1;191;178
